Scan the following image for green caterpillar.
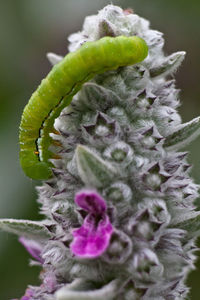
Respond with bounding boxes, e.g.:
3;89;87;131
19;36;148;180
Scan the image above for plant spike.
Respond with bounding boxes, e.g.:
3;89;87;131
1;4;200;300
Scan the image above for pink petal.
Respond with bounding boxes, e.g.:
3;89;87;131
19;236;43;263
70;214;113;258
75;190;106;215
20;288;34;300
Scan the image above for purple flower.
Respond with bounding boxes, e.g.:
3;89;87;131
20;288;34;300
19;236;44;263
70;190;113;258
42;271;57;293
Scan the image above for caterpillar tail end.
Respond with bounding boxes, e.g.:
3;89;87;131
20;155;53;180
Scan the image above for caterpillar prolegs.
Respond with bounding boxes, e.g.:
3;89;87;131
19;36;148;180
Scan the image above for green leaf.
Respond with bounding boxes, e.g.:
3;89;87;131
55;279;118;300
150;51;185;77
81;82;119;111
164;116;200;150
0;219;51;240
76;144;117;187
170;212;200;237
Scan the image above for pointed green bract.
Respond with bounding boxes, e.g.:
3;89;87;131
76;145;116;187
55;279;118;300
150;51;186;77
0;219;51;240
171;213;200;238
164;116;200;150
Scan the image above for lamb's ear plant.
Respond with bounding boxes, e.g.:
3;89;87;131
1;4;200;300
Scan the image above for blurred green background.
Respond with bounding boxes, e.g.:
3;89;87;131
0;0;200;299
